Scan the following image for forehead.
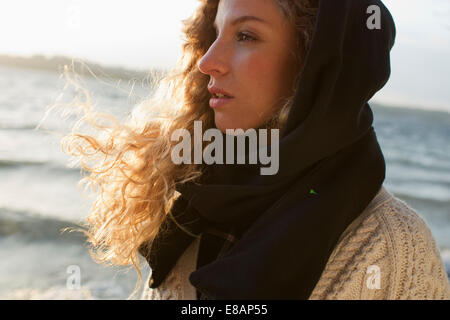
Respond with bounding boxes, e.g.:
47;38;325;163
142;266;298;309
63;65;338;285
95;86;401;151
215;0;284;28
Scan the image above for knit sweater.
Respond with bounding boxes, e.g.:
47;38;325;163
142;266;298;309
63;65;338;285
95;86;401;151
140;186;450;300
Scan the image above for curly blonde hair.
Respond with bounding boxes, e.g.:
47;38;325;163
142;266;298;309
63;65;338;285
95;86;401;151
59;0;318;299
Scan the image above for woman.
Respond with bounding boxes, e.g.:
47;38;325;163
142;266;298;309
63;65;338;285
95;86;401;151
63;0;450;299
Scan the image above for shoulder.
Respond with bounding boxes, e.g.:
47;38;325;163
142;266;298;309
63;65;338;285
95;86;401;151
310;187;450;300
377;194;450;299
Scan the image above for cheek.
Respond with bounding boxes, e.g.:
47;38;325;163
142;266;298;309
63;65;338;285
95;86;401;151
238;52;282;105
240;53;272;89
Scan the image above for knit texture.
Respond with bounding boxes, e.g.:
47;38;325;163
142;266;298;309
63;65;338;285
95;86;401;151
140;187;450;300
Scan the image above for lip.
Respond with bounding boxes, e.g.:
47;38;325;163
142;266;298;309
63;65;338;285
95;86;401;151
209;96;234;109
208;85;234;109
208;85;234;98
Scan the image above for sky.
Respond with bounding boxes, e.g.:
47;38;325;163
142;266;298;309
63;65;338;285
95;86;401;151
0;0;449;112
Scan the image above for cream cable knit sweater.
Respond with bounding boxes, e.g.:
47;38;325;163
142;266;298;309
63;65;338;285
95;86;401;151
140;186;450;300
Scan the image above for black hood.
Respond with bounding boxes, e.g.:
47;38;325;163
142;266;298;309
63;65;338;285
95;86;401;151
140;0;396;299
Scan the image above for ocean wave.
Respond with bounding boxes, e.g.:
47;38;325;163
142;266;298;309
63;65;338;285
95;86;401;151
0;207;87;243
391;190;450;206
389;176;450;193
0;121;69;132
0;159;86;175
388;154;450;172
373;102;450;120
0;123;41;131
0;159;48;168
3;286;95;300
2;280;135;300
439;249;450;279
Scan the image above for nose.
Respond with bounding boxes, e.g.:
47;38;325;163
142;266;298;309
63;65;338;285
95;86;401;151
197;41;229;77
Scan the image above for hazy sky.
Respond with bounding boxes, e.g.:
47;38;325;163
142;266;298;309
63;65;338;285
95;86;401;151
1;0;449;112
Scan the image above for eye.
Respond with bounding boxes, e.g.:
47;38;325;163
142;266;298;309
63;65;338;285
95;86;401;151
236;32;256;42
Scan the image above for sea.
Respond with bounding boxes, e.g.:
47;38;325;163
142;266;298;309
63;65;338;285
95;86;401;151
0;65;449;299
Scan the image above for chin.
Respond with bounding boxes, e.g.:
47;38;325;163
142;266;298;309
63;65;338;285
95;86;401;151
215;122;254;133
214;114;259;133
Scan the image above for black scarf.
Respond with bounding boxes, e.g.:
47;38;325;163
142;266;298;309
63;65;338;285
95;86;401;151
138;0;396;299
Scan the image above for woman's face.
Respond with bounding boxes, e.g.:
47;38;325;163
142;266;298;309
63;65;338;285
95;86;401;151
197;0;300;132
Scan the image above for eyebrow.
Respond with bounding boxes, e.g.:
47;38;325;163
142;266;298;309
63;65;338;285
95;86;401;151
213;15;270;31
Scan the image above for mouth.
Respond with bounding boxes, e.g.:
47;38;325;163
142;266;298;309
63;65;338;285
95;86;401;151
209;94;234;109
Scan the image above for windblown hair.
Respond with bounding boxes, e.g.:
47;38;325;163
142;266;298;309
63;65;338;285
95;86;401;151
60;0;318;299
